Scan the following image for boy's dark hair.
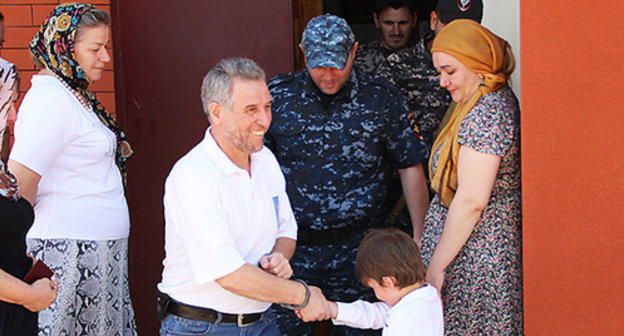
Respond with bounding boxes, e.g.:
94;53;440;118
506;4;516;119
355;229;426;288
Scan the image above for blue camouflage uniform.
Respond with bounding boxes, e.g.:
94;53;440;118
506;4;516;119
353;39;393;76
376;34;453;151
353;39;415;77
266;68;427;335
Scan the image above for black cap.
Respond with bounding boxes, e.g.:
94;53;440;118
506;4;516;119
375;0;416;14
436;0;483;24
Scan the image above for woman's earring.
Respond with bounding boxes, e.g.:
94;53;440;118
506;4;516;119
478;74;484;85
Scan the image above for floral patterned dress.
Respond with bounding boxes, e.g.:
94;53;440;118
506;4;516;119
421;85;523;335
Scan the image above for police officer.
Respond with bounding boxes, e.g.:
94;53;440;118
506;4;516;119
353;0;418;76
266;14;429;335
377;0;484;150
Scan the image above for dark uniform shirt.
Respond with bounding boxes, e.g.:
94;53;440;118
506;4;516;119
353;40;393;77
354;39;417;77
266;69;427;232
376;34;453;150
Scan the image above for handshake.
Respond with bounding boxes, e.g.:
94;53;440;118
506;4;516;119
293;285;337;322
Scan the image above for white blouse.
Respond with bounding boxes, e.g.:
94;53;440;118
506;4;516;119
10;75;129;240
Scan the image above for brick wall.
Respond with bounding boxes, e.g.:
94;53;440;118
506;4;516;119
0;0;116;118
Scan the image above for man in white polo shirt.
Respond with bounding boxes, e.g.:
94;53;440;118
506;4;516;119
157;58;330;335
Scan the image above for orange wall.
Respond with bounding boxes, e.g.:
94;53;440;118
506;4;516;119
521;1;624;334
0;0;115;115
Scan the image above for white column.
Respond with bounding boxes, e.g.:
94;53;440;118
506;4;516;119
481;0;521;101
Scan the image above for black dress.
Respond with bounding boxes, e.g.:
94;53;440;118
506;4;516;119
0;195;37;336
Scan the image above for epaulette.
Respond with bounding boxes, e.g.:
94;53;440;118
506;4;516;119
268;72;297;90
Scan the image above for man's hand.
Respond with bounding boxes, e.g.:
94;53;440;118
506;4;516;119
259;252;293;279
295;286;331;322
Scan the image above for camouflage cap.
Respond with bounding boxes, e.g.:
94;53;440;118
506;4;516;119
301;14;355;70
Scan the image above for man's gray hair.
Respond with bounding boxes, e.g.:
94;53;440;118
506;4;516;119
201;58;266;121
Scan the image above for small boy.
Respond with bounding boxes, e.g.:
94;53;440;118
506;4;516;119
328;229;443;335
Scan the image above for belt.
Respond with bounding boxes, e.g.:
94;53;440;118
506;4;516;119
297;225;367;245
167;300;263;327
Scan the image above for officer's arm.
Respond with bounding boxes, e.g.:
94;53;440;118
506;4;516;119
398;163;429;246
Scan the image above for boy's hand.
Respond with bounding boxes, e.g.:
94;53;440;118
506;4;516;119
328;301;338;319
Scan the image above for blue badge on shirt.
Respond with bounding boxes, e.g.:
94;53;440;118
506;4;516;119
272;196;279;227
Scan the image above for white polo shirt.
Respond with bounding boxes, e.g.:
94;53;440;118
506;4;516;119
158;128;297;314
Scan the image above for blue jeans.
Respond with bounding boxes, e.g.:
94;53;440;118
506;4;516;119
160;310;279;336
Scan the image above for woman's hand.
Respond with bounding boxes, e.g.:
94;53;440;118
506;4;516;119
426;267;445;297
0;170;19;199
26;252;36;266
22;276;59;312
413;236;422;250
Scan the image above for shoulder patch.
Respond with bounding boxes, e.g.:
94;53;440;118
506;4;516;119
268;72;297;90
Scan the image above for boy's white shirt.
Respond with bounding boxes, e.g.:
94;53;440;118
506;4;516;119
333;284;443;336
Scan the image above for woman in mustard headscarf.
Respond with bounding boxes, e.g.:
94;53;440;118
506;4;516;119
420;20;522;334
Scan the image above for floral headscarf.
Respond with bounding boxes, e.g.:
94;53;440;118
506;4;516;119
0;160;19;201
0;58;19;201
29;3;133;183
0;58;17;147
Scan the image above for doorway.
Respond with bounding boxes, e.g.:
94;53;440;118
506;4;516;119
291;0;438;70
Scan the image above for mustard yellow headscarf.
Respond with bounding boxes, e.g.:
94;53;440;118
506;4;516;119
429;19;512;207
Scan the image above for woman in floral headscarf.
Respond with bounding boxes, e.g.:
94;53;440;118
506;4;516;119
8;3;136;335
0;56;58;336
420;20;522;334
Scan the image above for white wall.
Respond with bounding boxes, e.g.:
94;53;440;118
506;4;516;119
481;0;521;101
